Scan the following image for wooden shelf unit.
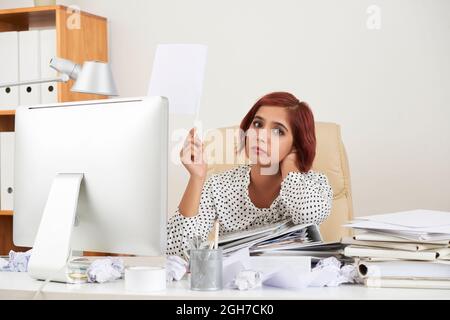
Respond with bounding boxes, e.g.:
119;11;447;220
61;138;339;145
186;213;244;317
0;5;109;255
0;110;14;132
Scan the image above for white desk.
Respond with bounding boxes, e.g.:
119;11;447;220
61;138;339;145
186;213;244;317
1;273;450;300
1;257;449;300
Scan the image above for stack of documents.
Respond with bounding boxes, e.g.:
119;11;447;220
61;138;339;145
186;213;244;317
218;220;319;254
343;209;450;289
219;219;346;262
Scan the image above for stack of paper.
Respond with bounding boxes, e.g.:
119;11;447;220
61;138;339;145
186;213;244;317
219;220;346;263
254;242;349;265
219;220;322;254
343;209;450;289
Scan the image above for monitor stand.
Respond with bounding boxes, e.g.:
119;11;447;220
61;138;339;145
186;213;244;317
27;173;84;283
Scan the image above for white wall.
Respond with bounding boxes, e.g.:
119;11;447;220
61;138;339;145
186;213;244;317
0;0;72;9
2;0;449;217
0;0;32;8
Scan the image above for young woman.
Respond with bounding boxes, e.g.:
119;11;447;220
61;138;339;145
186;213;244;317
167;92;333;258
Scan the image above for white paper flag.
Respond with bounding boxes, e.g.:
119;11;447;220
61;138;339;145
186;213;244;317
147;44;208;116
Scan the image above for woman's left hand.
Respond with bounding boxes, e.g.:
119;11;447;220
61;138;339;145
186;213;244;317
281;150;300;180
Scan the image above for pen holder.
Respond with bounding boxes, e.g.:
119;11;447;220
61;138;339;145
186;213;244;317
189;248;223;291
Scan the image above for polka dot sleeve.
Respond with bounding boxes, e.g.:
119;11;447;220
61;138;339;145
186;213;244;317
279;172;333;226
166;177;217;258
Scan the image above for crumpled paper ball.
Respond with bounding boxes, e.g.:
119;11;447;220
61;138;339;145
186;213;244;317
233;270;263;290
166;255;188;282
86;258;124;283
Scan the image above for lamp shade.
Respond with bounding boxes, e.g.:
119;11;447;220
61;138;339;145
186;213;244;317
71;61;118;96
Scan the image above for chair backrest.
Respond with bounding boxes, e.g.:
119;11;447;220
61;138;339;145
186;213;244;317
203;122;353;242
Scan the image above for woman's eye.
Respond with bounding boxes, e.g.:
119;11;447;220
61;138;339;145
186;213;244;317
253;121;262;128
272;128;284;136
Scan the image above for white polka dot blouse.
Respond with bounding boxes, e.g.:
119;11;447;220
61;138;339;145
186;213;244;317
167;165;333;258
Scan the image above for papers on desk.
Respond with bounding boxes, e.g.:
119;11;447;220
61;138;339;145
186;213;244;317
222;248;359;290
219;219;323;254
343;209;450;289
344;246;450;261
344;209;450;242
364;277;450;289
360;209;450;228
219;220;347;264
0;250;31;272
351;232;450;245
356;260;450;279
253;242;348;265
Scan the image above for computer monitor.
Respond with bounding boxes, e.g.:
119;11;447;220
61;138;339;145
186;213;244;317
13;96;168;282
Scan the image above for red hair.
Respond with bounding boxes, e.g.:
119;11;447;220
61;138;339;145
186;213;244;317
240;92;316;173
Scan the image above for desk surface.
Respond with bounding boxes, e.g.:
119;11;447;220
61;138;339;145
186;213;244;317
1;272;450;300
1;256;449;300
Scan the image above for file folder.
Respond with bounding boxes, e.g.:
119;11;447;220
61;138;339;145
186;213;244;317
39;29;57;104
18;30;41;106
0;132;15;210
0;32;20;110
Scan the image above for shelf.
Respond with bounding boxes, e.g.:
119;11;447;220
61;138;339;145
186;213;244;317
0;5;65;15
0;6;106;32
0;110;15;116
1;5;108;103
0;5;105;19
0;5;57;31
0;211;13;216
0;111;14;132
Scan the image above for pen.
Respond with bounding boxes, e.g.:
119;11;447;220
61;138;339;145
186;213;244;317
207;218;219;250
214;219;219;249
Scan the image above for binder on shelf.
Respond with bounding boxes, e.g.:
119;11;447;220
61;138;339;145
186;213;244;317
39;29;57;104
0;31;20;110
0;132;15;211
18;30;41;107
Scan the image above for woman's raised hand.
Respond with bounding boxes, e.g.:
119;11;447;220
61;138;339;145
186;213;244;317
180;128;207;180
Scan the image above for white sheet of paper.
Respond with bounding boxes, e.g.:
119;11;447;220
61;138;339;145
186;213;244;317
249;256;311;275
345;220;450;235
262;268;312;289
222;248;251;287
358;210;450;228
147;44;208;116
222;249;356;290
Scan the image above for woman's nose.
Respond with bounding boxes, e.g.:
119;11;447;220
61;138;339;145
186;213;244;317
256;129;270;144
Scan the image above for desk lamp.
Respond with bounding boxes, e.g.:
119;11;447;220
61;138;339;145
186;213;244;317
0;57;118;97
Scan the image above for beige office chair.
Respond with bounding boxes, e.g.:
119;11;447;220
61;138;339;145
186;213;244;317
203;122;353;242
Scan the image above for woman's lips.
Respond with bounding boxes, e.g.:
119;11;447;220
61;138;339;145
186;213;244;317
251;146;267;155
